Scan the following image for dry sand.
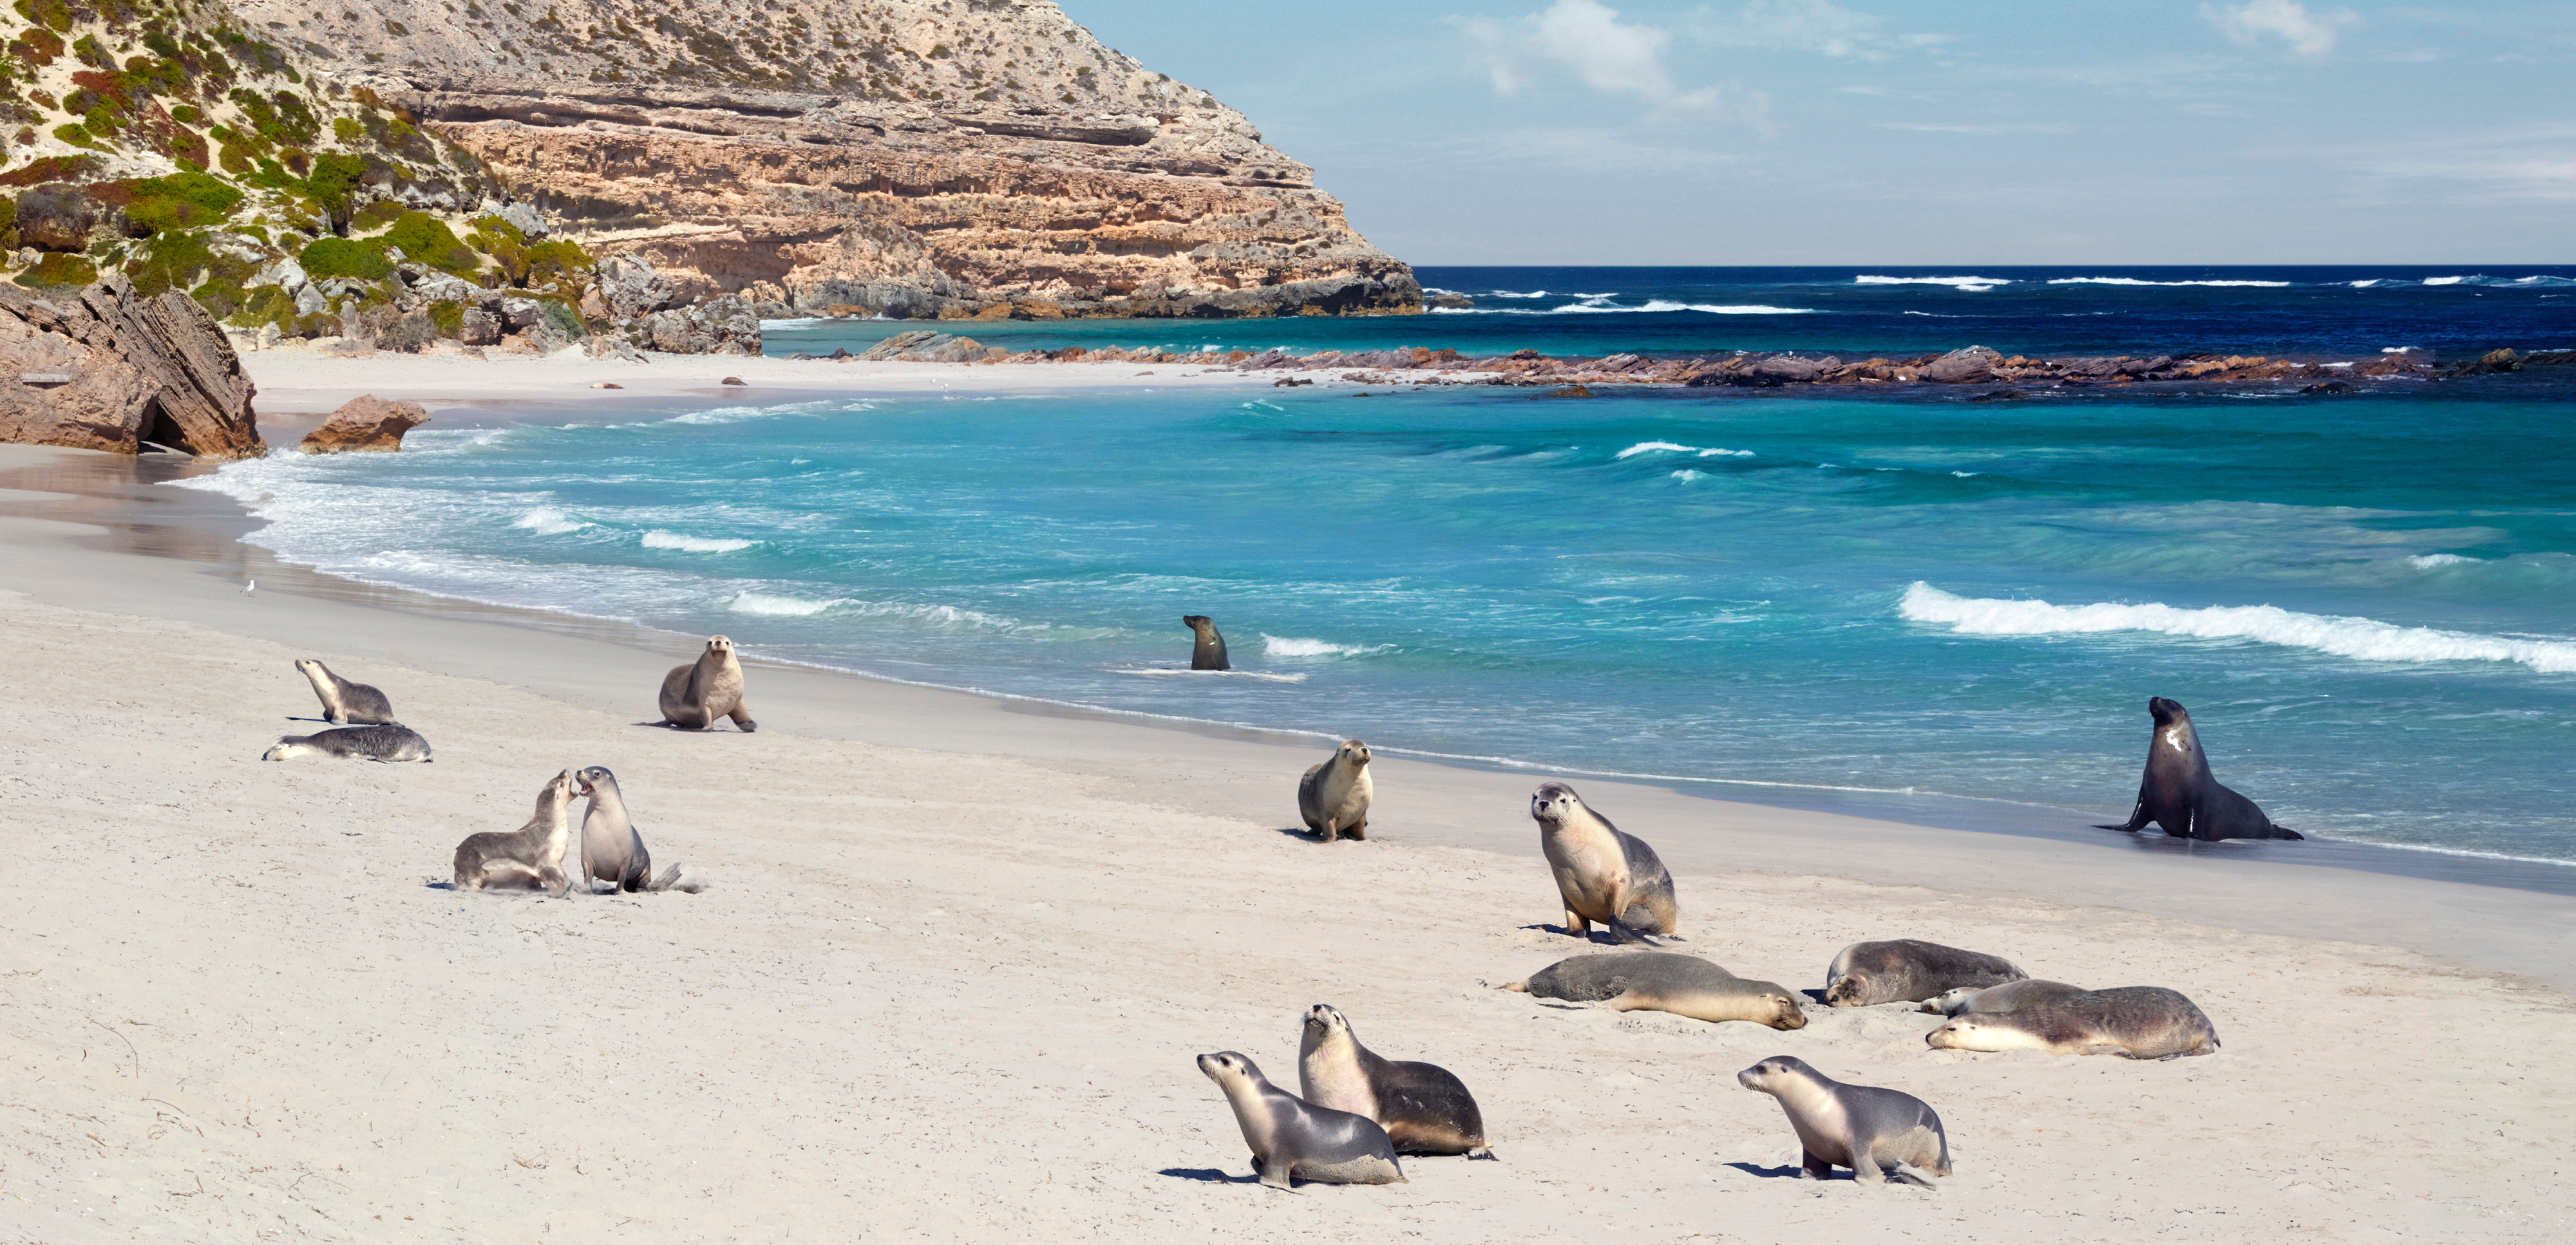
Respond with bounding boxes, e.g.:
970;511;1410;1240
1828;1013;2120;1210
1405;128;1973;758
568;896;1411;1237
3;436;2573;1244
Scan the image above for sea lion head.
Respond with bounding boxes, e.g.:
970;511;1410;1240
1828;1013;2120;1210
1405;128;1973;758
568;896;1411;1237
1530;782;1582;827
1302;1003;1352;1044
1752;984;1810;1030
1339;739;1371;769
260;736;305;762
1182;614;1215;634
706;635;735;655
1736;1055;1815;1093
575;765;614;797
294;658;326;679
1823;975;1866;1007
1197;1050;1260;1086
2148;697;2188;726
544;768;578;805
1926;1015;1995;1051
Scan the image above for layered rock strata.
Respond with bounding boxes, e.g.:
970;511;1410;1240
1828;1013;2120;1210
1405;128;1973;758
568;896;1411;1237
299;395;427;453
0;273;260;457
222;0;1420;320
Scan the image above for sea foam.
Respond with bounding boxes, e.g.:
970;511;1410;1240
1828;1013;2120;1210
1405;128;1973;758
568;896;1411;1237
2045;277;2292;288
1855;276;2009;291
1616;442;1754;460
642;531;757;553
728;592;841;616
1262;634;1392;659
1900;582;2576;674
511;507;590;536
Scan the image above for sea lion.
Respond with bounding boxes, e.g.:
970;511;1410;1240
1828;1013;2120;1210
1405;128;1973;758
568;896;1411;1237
1926;986;2220;1060
2097;697;2300;841
1297;1004;1492;1158
1500;951;1806;1029
658;635;755;732
453;769;578;897
1296;739;1374;842
1738;1056;1951;1188
1824;940;2025;1007
294;659;397;725
1195;1051;1406;1190
261;724;433;763
1530;782;1679;943
573;766;697;894
1918;978;2087;1016
1183;615;1230;671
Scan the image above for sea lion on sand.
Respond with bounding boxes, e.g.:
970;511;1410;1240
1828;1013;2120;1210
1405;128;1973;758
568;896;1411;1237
453;769;578;897
1502;951;1806;1029
658;635;755;732
294;659;397;725
1197;1051;1405;1190
1918;978;2087;1016
1530;782;1679;943
261;724;433;763
1738;1056;1951;1188
1298;1005;1492;1158
1926;986;2220;1060
1184;615;1230;671
1825;940;2025;1007
573;766;697;894
1297;739;1374;842
2098;697;2300;841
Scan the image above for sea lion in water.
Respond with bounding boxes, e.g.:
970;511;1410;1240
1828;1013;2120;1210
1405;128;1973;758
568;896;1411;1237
261;724;433;763
2098;697;2300;841
1297;739;1374;842
1196;1051;1405;1190
1825;940;2025;1007
1297;1004;1492;1158
1738;1056;1951;1188
573;766;697;894
1918;978;2087;1016
1530;782;1679;943
294;659;397;725
453;769;578;897
1502;951;1806;1029
1926;986;2220;1060
658;635;755;732
1183;615;1230;671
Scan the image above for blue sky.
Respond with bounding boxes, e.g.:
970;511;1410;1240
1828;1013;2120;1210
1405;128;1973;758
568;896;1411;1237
1067;1;2575;265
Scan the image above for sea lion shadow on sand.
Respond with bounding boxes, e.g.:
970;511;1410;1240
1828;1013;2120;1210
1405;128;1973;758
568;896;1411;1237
1723;1161;1819;1181
1154;1168;1257;1185
1515;921;1685;947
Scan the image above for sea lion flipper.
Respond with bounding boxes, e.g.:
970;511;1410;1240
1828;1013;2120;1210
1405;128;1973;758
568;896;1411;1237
1497;979;1530;993
1466;1146;1497;1161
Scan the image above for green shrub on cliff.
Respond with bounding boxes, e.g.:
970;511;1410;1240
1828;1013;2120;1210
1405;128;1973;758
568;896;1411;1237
15;250;95;288
299;236;389;280
90;170;242;234
379;211;479;277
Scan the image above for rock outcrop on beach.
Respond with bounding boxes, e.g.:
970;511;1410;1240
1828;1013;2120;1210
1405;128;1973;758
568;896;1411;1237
0;273;260;458
299;395;426;453
216;0;1419;321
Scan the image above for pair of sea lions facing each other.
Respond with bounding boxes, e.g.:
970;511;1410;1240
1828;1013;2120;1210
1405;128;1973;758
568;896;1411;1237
658;636;756;733
2100;697;2300;841
1531;783;1681;945
1197;1004;1493;1190
453;768;700;897
1501;951;1806;1030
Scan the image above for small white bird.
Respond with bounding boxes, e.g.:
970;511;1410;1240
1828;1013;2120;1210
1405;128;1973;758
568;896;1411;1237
243;579;256;595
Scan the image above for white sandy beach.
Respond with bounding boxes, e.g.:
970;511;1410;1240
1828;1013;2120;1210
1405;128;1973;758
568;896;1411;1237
4;421;2574;1243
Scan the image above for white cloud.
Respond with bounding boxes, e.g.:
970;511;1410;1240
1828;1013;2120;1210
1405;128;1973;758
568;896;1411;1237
1463;1;1723;113
2202;0;2359;59
1692;0;1889;59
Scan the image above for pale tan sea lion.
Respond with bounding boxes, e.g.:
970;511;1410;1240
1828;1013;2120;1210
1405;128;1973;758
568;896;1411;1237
574;766;697;894
658;635;755;732
294;659;398;725
261;724;433;763
1738;1056;1952;1188
453;769;578;896
1918;979;2087;1016
1926;986;2220;1060
1501;951;1805;1029
1296;739;1374;842
1297;1004;1492;1158
1824;939;2025;1007
1530;782;1679;943
1197;1051;1405;1190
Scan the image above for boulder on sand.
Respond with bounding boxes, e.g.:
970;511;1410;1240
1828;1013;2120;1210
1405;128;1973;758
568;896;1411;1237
0;272;261;457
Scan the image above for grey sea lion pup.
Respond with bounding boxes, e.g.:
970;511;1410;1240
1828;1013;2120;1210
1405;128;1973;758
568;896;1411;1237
573;766;699;894
1918;978;2087;1016
261;724;433;763
1825;939;2026;1007
658;635;755;732
1738;1056;1951;1188
1196;1051;1405;1190
1926;986;2220;1060
294;659;397;725
1297;739;1374;842
1183;614;1230;671
1297;1004;1493;1158
453;769;578;897
1530;782;1679;943
2098;697;2300;841
1501;951;1806;1029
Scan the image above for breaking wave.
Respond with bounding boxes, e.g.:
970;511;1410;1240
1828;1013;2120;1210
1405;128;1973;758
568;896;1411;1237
642;531;757;553
1855;276;2010;291
511;507;590;536
1262;634;1394;659
1616;441;1754;460
2045;277;2292;288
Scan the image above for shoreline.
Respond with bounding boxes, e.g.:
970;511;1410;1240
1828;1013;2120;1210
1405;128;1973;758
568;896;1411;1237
7;428;2575;984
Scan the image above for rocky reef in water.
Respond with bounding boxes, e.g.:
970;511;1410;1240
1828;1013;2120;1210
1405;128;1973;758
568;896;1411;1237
219;0;1421;322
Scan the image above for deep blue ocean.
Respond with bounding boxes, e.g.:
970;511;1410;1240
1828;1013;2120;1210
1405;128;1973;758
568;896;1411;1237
188;268;2576;871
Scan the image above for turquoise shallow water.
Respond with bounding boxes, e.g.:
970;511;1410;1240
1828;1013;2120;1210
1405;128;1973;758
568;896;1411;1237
186;368;2576;870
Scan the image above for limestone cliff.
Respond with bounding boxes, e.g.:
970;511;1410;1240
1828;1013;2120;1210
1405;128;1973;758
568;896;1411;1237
221;0;1419;319
0;272;260;458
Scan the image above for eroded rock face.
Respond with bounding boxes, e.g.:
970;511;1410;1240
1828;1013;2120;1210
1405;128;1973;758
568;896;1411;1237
300;395;430;453
222;0;1420;320
0;274;261;458
643;296;762;356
